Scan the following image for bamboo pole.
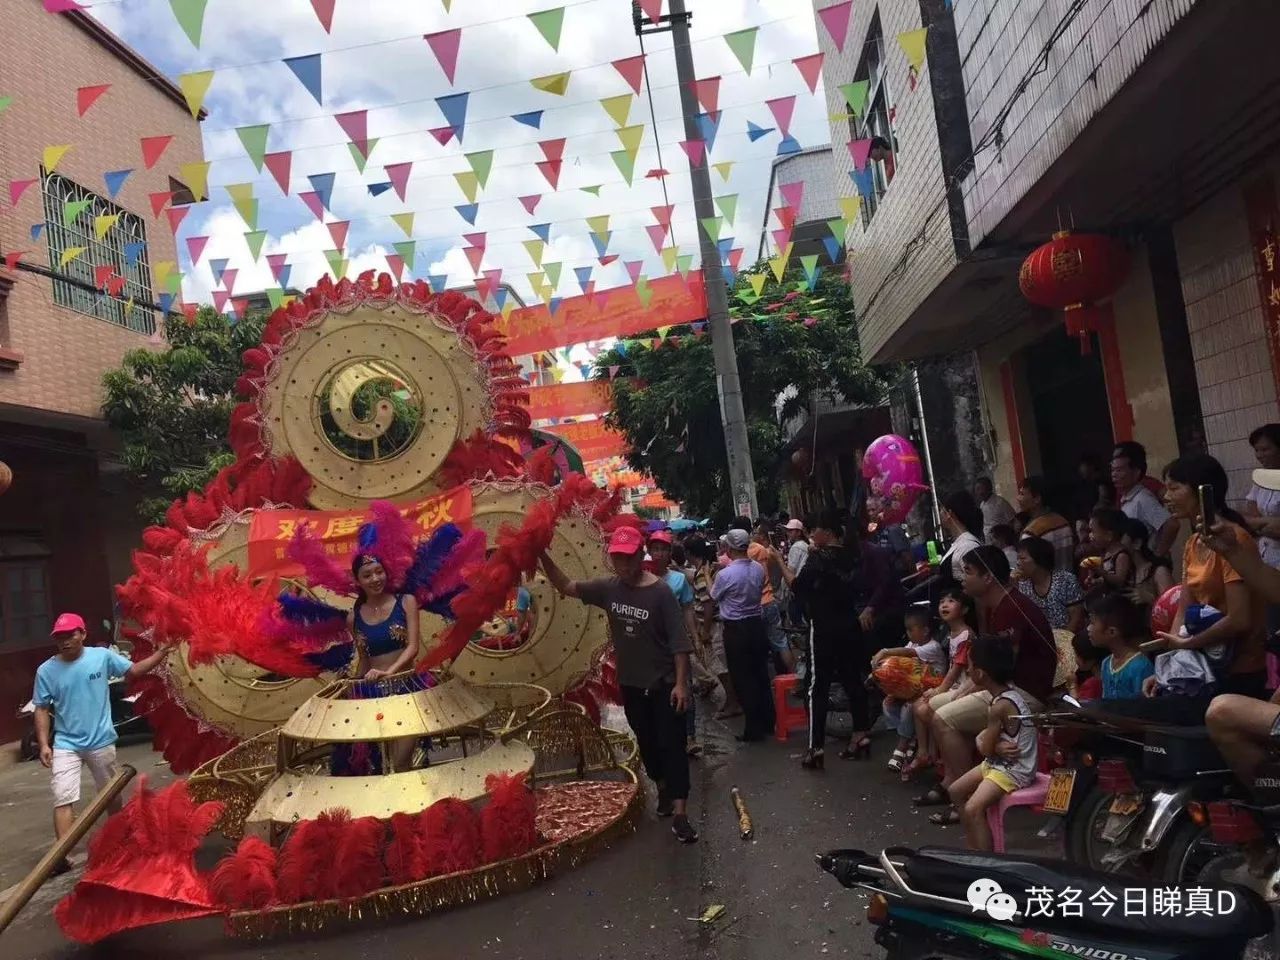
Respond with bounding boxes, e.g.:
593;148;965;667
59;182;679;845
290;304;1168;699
0;763;136;936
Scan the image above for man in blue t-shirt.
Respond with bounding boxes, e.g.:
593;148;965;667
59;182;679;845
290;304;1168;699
33;612;171;869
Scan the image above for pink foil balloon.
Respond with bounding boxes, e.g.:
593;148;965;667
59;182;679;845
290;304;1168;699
861;434;927;524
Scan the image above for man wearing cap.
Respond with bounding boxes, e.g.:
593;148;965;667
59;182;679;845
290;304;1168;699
713;529;776;741
782;518;810;627
540;527;698;843
34;613;172;868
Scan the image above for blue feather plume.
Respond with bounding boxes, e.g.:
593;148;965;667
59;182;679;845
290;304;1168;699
277;592;347;626
401;523;464;602
423;585;466;619
306;642;355;672
357;521;378;552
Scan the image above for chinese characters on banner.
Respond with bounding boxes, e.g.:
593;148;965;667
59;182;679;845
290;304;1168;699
526;379;615;421
1243;175;1280;399
245;485;474;580
542;418;629;460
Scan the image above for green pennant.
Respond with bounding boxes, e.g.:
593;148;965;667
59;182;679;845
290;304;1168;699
580;185;602;196
465;150;495;188
166;271;183;294
700;216;724;243
724;26;758;74
325;249;348;279
393;240;417;269
610;149;636;185
244;230;267;260
714;194;738;224
800;254;820;288
62;198;93;225
235;124;270;171
615;124;645;156
635;276;653;309
827;217;848;240
737;290;761;305
544;261;563;287
0;95;12;115
676;253;694;277
348;139;378;173
528;7;566;51
169;0;210;48
265;287;285;310
839;80;870;116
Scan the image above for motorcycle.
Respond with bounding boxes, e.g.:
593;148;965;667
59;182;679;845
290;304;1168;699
818;845;1272;960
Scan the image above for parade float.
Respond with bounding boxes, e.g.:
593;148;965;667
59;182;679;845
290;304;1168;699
54;273;640;943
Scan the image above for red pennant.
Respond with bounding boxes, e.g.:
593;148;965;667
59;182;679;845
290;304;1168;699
463;245;484;273
140;135;173;169
691;76;720;114
463;232;486;250
638;0;662;24
593;290;611;310
105;274;127;296
599;255;619;266
76;84;111;116
679;140;706;167
94;264;114;289
335;110;368;157
625;260;643;282
772;227;792;250
148;191;172;217
775;206;797;230
310;0;336;32
326;220;350;249
645;168;671;180
3;250;27;270
222;268;238;294
536;159;562;188
267;254;288;281
727;248;744;271
792;53;825;94
212;290;230;313
165;205;189;233
8;179;37;207
651;204;674;227
519;194;541;214
385;161;412;201
264;151;292;193
298;191;325;220
612;55;646;95
645;223;668;253
181;302;199;323
428;126;455;146
539;138;566;162
232;297;250;318
386;253;406;281
185;236;209;262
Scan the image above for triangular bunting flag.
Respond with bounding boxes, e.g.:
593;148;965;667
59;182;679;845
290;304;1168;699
519;194;541;214
93;213;121;239
103;169;132;198
712;161;734;182
426;274;448;293
139;135;172;170
8;179;37;206
778;135;802;156
367;181;390;196
43;144;71;172
512;110;543;128
839;80;870;115
530;72;572;96
697;111;722;153
454;170;480;202
766;96;797;137
326;220;350;249
235;124;270;171
124;242;145;266
185;235;208;262
848;138;872;170
436;92;469;140
625;260;643;283
264;151;292;193
591;233;611;258
638;0;663;24
747;121;774;142
748;274;767;296
393;241;416;271
310;0;336;31
428;126;456;146
76;83;110;116
700;216;723;242
335;109;368;157
839;196;861;222
324;249;347;279
610;150;636;185
612;55;646;95
307;172;335;210
385;161;412;201
585;215;610;237
680;139;706;167
168;0;209;47
245;230;267;260
177;69;214;118
148;191;172;217
616;123;645;156
523;239;545;266
793;53;825;93
692;76;720;114
465;150;494;187
178;160;210;201
897;27;928;69
463;231;486;250
347;138;377;172
455;203;479;225
600;94;633;127
265;254;287;282
822;235;842;263
646;224;668;253
284;54;323;105
544;261;563;287
536;159;562;189
391;212;415;236
30;224;45;242
775;206;797;230
386;253;406;282
166;206;190;233
574;265;593;291
724;27;758;74
424;28;462;84
528;7;565;51
59;246;87;269
779;182;805;210
298;191;325;220
769;242;794;282
715;194;738;223
529;222;552;242
660;245;678;272
817;1;853;52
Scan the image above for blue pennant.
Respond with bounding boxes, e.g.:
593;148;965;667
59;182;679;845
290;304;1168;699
548;296;562;315
124;241;145;267
494;287;508;309
777;135;802;156
158;292;175;315
616;341;629;356
746;121;775;142
591;233;610;258
427;274;449;292
103;169;133;199
574;265;593;289
367;181;393;196
529;222;552;242
455;203;479;225
436;92;469;142
208;258;230;285
278;265;293;289
696;110;722;153
307;172;335;210
717;237;734;259
822;235;842;262
512;110;543;129
851;167;875;198
284;53;324;105
29;223;44;242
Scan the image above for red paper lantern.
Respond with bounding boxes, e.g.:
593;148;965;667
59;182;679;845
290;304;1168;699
1019;230;1131;353
0;460;11;495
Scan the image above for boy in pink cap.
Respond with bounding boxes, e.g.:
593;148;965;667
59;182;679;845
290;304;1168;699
33;612;171;871
541;527;698;843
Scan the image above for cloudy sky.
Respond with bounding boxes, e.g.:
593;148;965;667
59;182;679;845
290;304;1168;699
91;0;829;320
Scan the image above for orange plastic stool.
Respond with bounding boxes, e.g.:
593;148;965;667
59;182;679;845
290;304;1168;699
773;673;809;742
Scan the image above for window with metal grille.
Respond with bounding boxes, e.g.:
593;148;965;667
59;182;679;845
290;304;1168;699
0;557;52;651
847;14;897;228
40;171;156;335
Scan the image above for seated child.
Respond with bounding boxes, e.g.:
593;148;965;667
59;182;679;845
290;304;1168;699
1072;631;1103;701
1083;508;1133;593
872;605;947;773
947;634;1040;851
1086;593;1154;699
989;524;1020;573
906;587;976;780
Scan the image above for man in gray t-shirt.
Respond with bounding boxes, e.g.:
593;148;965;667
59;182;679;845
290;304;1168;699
541;525;697;843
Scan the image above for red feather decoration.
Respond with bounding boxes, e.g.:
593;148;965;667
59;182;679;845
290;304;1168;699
210;836;278;908
286;523;356;595
276;809;351;903
365;498;418;588
420;799;482;876
384;812;428;885
481;773;539;862
328;814;387;900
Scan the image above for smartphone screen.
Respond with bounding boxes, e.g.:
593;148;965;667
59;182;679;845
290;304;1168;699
1198;484;1217;530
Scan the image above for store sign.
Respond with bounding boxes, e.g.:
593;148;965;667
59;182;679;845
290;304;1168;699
1243;175;1280;399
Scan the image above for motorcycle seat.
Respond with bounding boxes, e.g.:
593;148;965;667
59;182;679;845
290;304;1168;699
902;847;1271;942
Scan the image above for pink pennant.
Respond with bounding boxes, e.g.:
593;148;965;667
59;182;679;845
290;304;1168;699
583;280;596;298
327;220;350;249
335;110;369;157
267;253;289;282
181;303;199;324
231;297;250;318
691;77;720;115
463;245;484;273
386;253;406;281
625;260;643;283
148;191;173;217
679;140;706;167
608;365;621;379
424;28;462;85
8;178;37;207
165;205;189;234
519;194;542;214
638;0;662;23
792;53;825;94
264;151;292;194
474;274;495;301
599;254;619;267
484;267;503;286
385;161;412;201
76;84;111;116
772;227;792;250
428;126;456;146
222;268;238;294
311;0;336;32
540;138;566;162
651;204;674;228
645;223;668;253
817;1;854;52
185;236;209;263
536;160;562;189
766;95;797;137
645;168;671;181
593;290;611;310
463;232;486;250
299;191;325;220
3;250;27;270
612;55;646;95
779;182;805;211
727;248;744;271
212;290;230;313
94;264;114;289
775;206;797;230
848;138;872;170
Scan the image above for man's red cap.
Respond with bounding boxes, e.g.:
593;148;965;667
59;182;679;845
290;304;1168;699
607;526;645;555
50;613;86;636
648;529;674;545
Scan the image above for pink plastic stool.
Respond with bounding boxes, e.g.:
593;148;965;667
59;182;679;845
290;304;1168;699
986;772;1051;853
772;674;809;742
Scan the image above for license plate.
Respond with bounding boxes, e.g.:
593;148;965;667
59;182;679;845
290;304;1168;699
1042;768;1076;814
1109;793;1144;816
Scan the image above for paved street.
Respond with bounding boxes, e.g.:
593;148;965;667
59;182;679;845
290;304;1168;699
0;707;1052;960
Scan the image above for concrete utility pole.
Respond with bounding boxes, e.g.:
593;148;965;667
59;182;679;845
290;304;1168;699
633;0;759;519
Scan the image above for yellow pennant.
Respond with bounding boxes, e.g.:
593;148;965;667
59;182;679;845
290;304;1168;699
177;69;215;119
897;28;928;70
712;161;734;182
179;160;211;201
501;298;515;321
839;196;862;222
586;215;610;237
454;171;479;203
225;182;254;203
153;260;176;284
233;196;258;229
615;124;645;157
599;94;633;127
523;239;545;267
661;246;678;273
748;273;767;297
391;212;415;236
93;214;121;240
58;246;87;268
43;144;72;172
530;72;572;96
769;242;794;283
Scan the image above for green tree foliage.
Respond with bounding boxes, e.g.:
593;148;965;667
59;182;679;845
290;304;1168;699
596;265;891;523
103;306;266;522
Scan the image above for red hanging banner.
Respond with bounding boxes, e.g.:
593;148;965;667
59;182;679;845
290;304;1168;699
541;419;629;460
1243;174;1280;402
526;380;615;422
